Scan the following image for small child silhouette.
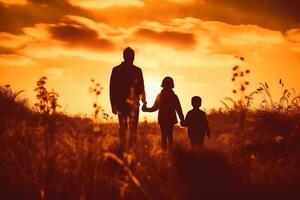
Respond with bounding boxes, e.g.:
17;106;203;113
142;76;184;150
181;96;211;149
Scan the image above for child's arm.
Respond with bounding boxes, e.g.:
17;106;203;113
204;113;211;138
180;112;189;127
175;95;185;122
142;94;160;112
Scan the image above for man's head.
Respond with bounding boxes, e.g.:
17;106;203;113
123;47;135;63
161;76;174;89
192;96;202;108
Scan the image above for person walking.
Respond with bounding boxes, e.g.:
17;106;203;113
109;47;147;151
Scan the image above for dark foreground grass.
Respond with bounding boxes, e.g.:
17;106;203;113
0;87;300;200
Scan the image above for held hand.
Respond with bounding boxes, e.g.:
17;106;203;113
142;103;148;112
142;99;147;105
180;120;186;127
112;107;118;115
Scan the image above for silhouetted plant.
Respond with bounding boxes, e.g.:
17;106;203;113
48;89;60;113
0;84;25;103
89;79;112;131
221;56;252;112
0;85;27;132
256;79;300;111
220;56;252;130
256;82;274;109
34;76;48;113
231;56;251;108
89;79;103;122
34;76;60;114
291;88;300;109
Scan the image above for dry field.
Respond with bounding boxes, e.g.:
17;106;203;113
0;81;300;200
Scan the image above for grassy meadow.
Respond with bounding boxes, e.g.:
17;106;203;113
0;74;300;200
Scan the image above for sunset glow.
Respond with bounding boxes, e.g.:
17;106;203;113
0;0;299;121
144;78;161;105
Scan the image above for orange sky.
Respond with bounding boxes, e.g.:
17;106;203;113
0;0;300;121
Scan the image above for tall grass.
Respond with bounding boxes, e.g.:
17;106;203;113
0;75;300;200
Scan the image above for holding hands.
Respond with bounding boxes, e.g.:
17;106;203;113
180;120;186;127
142;101;149;112
112;107;118;115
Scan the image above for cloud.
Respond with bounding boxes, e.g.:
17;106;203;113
65;15;126;36
0;0;86;34
0;32;30;49
200;0;300;31
45;67;65;80
0;14;294;71
86;0;300;31
133;28;196;49
201;21;285;52
130;17;285;57
0;15;120;64
0;47;15;55
49;23;115;51
286;28;300;43
285;28;300;53
0;0;27;5
208;0;300;22
0;54;35;66
69;0;144;9
0;0;299;38
167;0;197;4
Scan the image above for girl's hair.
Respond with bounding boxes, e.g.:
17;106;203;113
161;76;174;89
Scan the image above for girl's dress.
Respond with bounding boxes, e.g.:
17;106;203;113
145;89;184;149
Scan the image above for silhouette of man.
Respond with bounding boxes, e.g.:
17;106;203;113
110;47;146;150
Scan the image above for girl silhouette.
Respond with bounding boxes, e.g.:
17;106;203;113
143;76;184;150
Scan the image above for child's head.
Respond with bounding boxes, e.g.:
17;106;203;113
161;76;174;89
191;96;202;108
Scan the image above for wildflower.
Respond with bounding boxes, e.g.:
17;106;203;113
241;85;245;91
233;66;239;70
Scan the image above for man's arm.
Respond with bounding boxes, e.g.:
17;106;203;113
143;94;160;112
138;68;146;104
109;68;118;114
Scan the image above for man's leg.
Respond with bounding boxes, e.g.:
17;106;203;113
129;109;139;149
118;113;128;151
